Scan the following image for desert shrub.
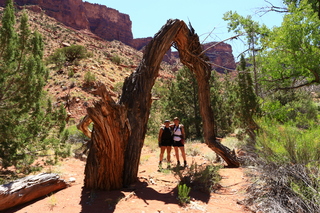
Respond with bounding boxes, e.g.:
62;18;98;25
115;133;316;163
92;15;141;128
48;45;90;67
243;162;320;213
112;82;123;96
111;54;121;65
243;119;320;212
186;145;201;156
84;71;96;84
174;163;222;194
177;183;191;206
255;119;320;164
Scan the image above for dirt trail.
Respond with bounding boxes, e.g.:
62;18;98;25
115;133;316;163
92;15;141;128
3;143;250;213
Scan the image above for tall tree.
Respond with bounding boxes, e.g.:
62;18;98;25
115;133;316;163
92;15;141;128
284;0;320;19
166;66;202;138
223;11;269;95
0;1;67;170
258;0;320;90
235;55;260;138
210;71;238;137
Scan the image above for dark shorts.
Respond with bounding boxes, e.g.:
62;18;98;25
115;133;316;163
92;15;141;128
161;139;173;147
173;140;184;147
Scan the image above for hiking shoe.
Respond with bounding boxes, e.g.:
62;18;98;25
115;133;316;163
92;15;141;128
184;161;188;168
167;163;171;169
177;161;180;166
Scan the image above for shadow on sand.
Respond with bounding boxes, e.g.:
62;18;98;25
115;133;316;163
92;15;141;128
80;168;211;213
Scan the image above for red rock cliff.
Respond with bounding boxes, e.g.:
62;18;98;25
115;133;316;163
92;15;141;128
83;2;133;45
202;42;236;72
0;0;133;45
0;0;235;68
0;0;89;30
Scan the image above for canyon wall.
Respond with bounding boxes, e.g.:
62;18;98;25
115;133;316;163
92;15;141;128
202;42;236;72
0;0;236;70
0;0;132;45
83;2;133;45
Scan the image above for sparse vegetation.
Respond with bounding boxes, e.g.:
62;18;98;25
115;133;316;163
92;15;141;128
84;71;96;85
174;162;222;194
48;45;90;68
111;54;121;65
177;183;191;206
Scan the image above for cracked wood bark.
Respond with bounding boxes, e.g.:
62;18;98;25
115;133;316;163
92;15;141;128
173;23;240;167
83;85;130;190
0;173;68;211
79;19;239;190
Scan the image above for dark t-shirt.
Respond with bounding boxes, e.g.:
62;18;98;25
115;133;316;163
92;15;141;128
160;127;173;146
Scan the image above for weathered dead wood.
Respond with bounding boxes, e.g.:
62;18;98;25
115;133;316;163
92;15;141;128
173;22;240;167
0;173;68;211
77;115;92;139
83;84;131;190
79;19;239;191
120;19;185;185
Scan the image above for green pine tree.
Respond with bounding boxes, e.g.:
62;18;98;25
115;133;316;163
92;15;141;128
210;71;238;137
235;55;259;136
165;66;202;138
0;0;69;171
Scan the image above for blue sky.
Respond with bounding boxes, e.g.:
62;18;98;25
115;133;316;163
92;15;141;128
85;0;286;57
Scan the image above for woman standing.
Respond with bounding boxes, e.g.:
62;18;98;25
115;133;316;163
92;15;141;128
158;120;173;169
171;117;187;167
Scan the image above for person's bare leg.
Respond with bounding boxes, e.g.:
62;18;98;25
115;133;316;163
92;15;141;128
166;146;172;168
159;146;166;169
180;146;187;167
166;146;172;162
159;146;166;161
174;146;180;165
174;146;180;166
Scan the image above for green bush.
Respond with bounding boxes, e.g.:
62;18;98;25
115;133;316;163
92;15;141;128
111;54;121;65
248;118;320;212
48;45;90;67
261;90;318;128
255;119;320;164
177;183;191;206
84;71;96;84
174;163;222;194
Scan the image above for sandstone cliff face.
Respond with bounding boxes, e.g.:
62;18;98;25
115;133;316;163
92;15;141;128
0;0;89;30
202;42;236;72
0;0;132;45
170;42;236;72
0;0;236;69
83;2;133;45
131;37;152;50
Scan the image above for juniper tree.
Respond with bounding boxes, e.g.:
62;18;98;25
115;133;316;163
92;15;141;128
0;0;68;171
165;66;202;138
209;71;238;137
235;55;259;137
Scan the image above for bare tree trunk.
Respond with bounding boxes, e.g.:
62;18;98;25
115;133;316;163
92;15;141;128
79;19;240;191
174;24;240;167
120;20;184;185
83;85;130;190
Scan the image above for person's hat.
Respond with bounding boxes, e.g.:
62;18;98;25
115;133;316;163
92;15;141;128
164;120;170;123
173;117;179;121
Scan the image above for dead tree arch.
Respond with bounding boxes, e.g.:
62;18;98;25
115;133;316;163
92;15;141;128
78;19;239;190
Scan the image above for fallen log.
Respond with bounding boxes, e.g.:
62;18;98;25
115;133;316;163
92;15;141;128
0;173;68;211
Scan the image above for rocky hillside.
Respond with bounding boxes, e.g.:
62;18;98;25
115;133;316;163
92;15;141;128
0;7;173;123
0;0;236;71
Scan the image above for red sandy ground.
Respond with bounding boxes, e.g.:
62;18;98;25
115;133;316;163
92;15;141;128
3;143;251;213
